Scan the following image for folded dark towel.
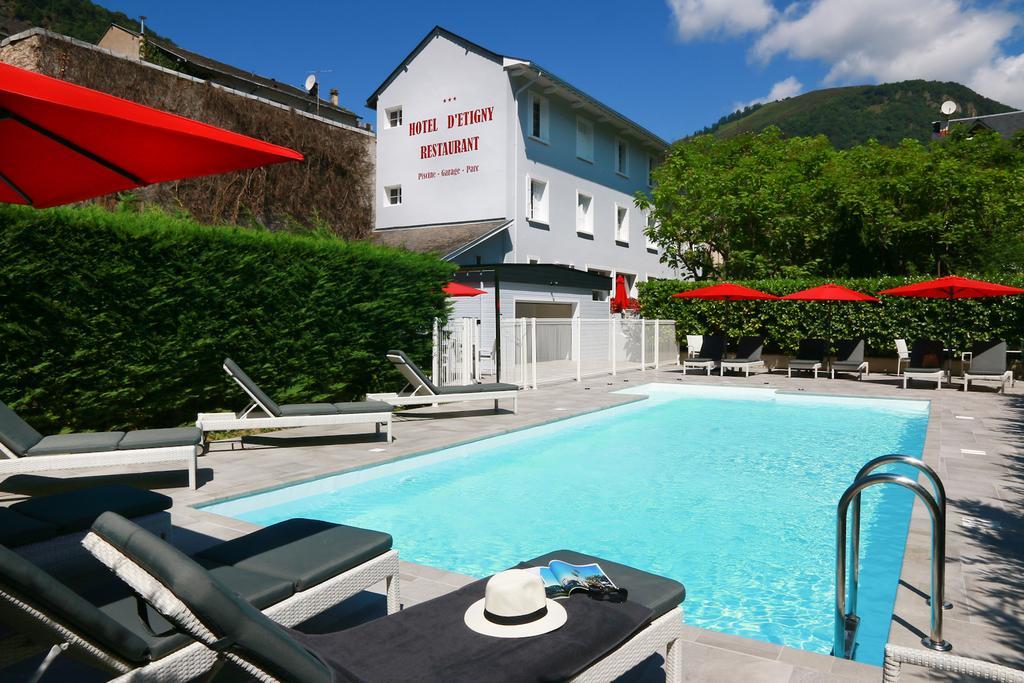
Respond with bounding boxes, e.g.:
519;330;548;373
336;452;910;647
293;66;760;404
290;576;653;683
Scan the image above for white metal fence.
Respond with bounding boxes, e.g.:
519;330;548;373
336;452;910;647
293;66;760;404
435;317;679;389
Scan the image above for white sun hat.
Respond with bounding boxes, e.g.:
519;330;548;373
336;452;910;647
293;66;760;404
464;569;568;638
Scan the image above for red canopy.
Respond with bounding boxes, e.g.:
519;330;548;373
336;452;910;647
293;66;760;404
443;282;486;297
612;275;630;309
878;275;1024;299
672;282;780;301
0;62;303;208
781;283;879;302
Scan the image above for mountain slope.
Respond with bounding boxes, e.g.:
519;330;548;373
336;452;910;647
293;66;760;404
696;80;1015;148
0;0;171;43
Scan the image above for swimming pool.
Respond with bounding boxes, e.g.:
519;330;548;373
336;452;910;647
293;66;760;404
203;384;929;665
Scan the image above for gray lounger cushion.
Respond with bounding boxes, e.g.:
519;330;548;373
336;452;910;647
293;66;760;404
0;507;57;547
0;399;43;456
90;513;333;682
26;431;125;456
277;401;392;417
224;358;283;417
831;361;863;370
967;341;1008;375
788;360;821;369
334;400;393;413
906;367;944;374
11;485;172;535
435;383;519;395
195;518;393;591
118;427;202;450
522;549;686;619
387;349;439;393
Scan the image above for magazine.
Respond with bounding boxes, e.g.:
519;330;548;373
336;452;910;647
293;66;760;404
528;560;618;599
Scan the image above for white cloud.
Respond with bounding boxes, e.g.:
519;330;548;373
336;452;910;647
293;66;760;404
667;0;776;40
750;0;1024;107
735;76;803;110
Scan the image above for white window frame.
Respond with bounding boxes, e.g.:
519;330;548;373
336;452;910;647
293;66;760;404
615;138;630;177
586;264;612;302
645;209;658;251
526;176;549;224
615;204;629;243
576;117;594;162
575;190;594;235
385;106;403;129
384;184;402;207
528;92;549;143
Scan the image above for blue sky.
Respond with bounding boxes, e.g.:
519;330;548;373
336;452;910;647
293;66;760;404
102;1;1024;141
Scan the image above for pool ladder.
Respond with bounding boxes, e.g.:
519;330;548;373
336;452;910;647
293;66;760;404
833;454;952;660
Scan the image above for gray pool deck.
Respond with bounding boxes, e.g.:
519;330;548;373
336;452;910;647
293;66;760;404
2;365;1022;682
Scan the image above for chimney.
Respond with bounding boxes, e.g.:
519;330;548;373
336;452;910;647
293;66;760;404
329;88;339;107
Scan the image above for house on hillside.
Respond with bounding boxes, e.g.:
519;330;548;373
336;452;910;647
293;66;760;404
98;24;361;129
933;110;1024;139
368;27;675;326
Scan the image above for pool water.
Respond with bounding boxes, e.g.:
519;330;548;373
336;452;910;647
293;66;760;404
203;384;929;665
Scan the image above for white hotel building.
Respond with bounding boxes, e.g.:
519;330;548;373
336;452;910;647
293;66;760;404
368;27;676;342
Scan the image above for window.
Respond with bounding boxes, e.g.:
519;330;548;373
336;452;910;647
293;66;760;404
615;204;629;243
588;267;611;301
576;192;593;234
385;184;402;206
528;93;549;142
576;118;594;161
648;155;656;186
527;256;540;265
645;210;658;250
615;138;629;177
385;106;403;128
527;177;548;223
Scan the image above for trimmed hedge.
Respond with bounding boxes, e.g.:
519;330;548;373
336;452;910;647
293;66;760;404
0;205;454;433
638;277;1024;356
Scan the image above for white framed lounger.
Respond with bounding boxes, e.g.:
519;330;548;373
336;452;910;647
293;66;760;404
720;360;766;377
902;369;945;390
963;370;1014;393
682;359;717;375
0;442;199;489
369;351;518;414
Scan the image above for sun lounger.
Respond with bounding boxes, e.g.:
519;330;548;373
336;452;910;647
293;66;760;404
683;334;724;375
1;516;399;681
0;399;201;489
831;339;869;379
963;341;1015;393
84;512;685;683
0;484;171;575
196;359;393;445
787;339;827;378
720;336;766;377
368;350;519;413
903;340;946;389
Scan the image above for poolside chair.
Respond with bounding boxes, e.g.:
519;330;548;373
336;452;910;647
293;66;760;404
963;341;1015;393
84;512;685;683
196;359;393;444
720;336;766;377
368;350;519;413
1;516;399;681
685;334;703;358
0;399;201;489
682;334;724;375
903;340;946;390
895;339;910;376
786;339;828;379
831;339;869;380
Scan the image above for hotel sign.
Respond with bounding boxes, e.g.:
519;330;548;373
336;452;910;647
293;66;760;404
409;105;494;175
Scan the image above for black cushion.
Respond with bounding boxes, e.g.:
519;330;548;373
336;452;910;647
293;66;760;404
835;339;865;363
0;544;152;664
0;507;57;547
333;401;393;414
224;358;282;417
0;398;43;456
195;518;392;591
699;335;726;361
278;403;341;416
435;383;518;395
89;512;332;682
794;338;827;362
119;427;202;450
733;336;764;361
522;549;685;619
788;360;821;368
968;340;1008;374
26;431;124;456
387;349;440;393
909;340;945;368
12;485;171;534
831;361;864;370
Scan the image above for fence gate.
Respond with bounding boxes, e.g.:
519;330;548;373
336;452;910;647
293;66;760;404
432;318;479;386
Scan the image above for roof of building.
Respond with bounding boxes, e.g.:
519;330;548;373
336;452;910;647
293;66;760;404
365;26;667;149
454;263;613;290
105;24;359;122
372;218;511;260
939;110;1024;139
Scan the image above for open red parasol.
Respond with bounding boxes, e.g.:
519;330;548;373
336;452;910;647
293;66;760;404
782;283;878;355
443;282;486;297
672;282;779;301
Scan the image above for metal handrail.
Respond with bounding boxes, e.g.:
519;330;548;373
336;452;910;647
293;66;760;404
835;473;951;659
850;455;951;615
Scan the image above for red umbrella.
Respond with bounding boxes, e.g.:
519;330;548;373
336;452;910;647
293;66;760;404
672;282;779;301
443;282;486;297
782;283;879;355
0;62;303;208
612;275;630;311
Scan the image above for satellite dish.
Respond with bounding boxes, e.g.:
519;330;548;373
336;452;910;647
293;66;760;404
304;74;317;92
940;100;958;116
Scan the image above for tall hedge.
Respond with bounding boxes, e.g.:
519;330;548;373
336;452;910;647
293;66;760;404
0;205;454;433
639;277;1024;356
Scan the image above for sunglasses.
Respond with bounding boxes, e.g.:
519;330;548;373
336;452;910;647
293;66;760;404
588;587;628;603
